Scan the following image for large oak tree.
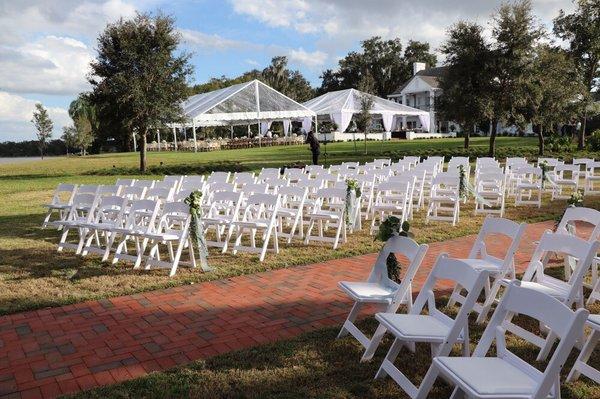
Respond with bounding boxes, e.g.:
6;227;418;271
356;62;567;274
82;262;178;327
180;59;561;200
89;13;193;172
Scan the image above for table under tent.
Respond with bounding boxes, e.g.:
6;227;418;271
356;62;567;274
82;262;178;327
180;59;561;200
155;79;316;151
302;88;430;141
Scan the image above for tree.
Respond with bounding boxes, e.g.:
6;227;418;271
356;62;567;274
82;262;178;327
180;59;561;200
356;71;375;154
318;36;437;97
31;103;53;159
61;125;77;155
487;0;544;156
74;117;94;155
437;21;494;149
89;13;193;172
554;0;600;149
527;46;584;155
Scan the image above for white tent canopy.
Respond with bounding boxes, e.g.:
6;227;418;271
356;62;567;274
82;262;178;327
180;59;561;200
303;88;430;133
177;79;316;127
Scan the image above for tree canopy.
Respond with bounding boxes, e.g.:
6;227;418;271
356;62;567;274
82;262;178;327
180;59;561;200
317;37;437;97
31;103;53;159
89;12;193;172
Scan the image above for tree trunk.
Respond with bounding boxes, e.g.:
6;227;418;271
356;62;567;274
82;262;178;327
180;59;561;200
538;126;544;156
464;131;470;149
578;113;587;150
39;142;44;160
139;130;147;173
488;119;498;157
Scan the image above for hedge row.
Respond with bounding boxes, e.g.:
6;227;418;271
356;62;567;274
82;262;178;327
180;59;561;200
85;161;251;176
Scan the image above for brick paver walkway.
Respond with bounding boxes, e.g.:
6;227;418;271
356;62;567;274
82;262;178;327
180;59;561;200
0;221;556;398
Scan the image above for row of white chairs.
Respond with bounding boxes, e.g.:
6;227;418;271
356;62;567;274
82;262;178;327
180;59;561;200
338;209;600;398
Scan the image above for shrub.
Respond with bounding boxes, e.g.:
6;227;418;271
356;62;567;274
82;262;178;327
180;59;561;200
587;129;600;151
545;135;573;152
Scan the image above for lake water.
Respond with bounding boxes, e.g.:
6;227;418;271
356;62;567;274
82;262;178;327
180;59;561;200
0;157;46;165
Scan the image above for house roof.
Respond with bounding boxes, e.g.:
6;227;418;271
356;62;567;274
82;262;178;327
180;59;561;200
389;66;448;96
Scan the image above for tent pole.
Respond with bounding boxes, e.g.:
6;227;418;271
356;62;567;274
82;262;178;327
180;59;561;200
157;128;161;151
230;125;234;139
132;131;137;152
257;122;261;148
172;126;178;151
192;121;197;152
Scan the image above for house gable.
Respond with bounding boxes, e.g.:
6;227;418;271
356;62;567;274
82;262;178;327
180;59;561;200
400;76;436;95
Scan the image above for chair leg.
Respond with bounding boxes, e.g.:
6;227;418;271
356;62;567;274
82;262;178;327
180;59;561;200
375;338;405;379
567;329;600;383
361;323;387;362
337;302;362;339
415;363;441;399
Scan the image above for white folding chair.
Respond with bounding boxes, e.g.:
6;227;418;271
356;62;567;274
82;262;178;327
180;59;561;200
179;175;205;192
584;161;600;195
448;216;526;323
120;185;147;203
402;156;420;168
206;171;231;184
79;196;128;259
283;167;305;184
513;165;543;208
370;181;410;234
115;178;136;188
162;175;184;192
133;179;156;190
145;187;174;202
97;185;121;197
257;167;280;182
230;193;280;262
42;183;77;228
552;164;582;200
388;175;417;220
417;281;589;399
337;235;428;349
304;188;347;249
474;170;506;216
202;190;243;252
567;314;600;385
426;173;460;226
111;199;161;268
501;231;599;360
56;193;99;253
277;186;308;243
142;202;197;276
365;255;489;397
232;172;256;189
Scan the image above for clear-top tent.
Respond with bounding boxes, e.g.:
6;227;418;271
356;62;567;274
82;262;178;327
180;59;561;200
302;88;430;133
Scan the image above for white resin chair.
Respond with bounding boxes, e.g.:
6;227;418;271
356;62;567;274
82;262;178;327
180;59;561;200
370;181;411;234
426;173;460;226
448;216;526;323
337;235;428;349
501;231;599;360
179;175;205;192
145;187;174;202
365;255;489;397
230;193;281;262
387;175;417;220
402;156;420;168
473;171;507;216
567;314;600;385
79;195;128;259
42;183;78;228
276;186;308;243
162;175;184;192
133;179;156;190
141;202;196;276
584;161;600;195
513;165;543;208
232;172;256;189
283;167;305;184
416;281;589;399
304;188;347;249
206;171;231;184
202;190;243;252
56;193;99;253
115;178;136;188
551;164;582;200
111;199;161;268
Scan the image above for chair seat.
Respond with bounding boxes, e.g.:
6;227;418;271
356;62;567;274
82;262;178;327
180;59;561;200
277;208;297;217
44;203;71;209
513;280;572;300
516;183;540;189
203;216;234;225
434;357;537;396
430;195;459;202
307;211;340;220
338;281;396;303
56;217;88;227
111;227;150;236
79;221;120;230
588;314;600;329
232;219;270;228
375;313;456;342
460;258;504;273
143;232;181;241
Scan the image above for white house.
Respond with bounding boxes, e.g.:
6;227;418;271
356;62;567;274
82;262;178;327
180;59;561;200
388;62;533;136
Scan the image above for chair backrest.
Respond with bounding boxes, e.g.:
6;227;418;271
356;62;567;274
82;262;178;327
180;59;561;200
469;217;526;272
163;175;184;190
180;175;205;190
242;183;268;196
94;195;127;224
412;255;489;356
368;235;428;310
283;168;305;182
154;179;179;191
523;232;600;305
97;185;121;196
68;193;97;217
133;179;156;189
124;199;161;233
155;202;191;237
241;193;280;221
258;168;280;181
51;183;77;205
232;172;256;186
473;282;589;399
115;178;136;187
206;171;231;184
556;206;600;242
208;182;236;194
77;184;100;195
120;185;147;200
431;173;459;191
145;187;174;202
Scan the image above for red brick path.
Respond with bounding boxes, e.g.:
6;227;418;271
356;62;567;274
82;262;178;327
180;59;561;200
0;221;555;398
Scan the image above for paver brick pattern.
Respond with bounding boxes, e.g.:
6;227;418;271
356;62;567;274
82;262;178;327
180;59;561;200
0;221;558;398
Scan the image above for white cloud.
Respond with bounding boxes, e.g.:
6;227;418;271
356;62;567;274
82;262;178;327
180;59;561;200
245;59;260;66
0;92;71;141
179;29;252;51
288;48;327;68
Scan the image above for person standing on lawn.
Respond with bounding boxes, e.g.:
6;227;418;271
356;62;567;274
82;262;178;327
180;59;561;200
306;130;320;165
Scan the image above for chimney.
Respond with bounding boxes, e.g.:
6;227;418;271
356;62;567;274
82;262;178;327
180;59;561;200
413;62;426;76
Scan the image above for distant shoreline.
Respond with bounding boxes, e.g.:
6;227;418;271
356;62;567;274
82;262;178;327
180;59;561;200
0;156;52;165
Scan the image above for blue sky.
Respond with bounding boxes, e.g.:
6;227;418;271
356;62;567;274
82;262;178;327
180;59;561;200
0;0;573;142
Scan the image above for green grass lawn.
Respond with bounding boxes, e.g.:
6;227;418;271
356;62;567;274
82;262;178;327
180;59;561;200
0;137;578;316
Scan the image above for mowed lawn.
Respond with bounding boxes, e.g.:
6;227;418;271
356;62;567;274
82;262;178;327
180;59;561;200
0;137;560;316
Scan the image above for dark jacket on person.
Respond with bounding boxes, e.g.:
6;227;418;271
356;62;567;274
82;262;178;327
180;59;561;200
305;132;320;154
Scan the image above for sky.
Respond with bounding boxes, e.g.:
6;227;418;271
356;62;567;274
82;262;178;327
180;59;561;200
0;0;575;142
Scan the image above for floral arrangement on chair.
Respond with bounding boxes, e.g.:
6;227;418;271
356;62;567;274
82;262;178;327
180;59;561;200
184;190;210;271
375;216;412;283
